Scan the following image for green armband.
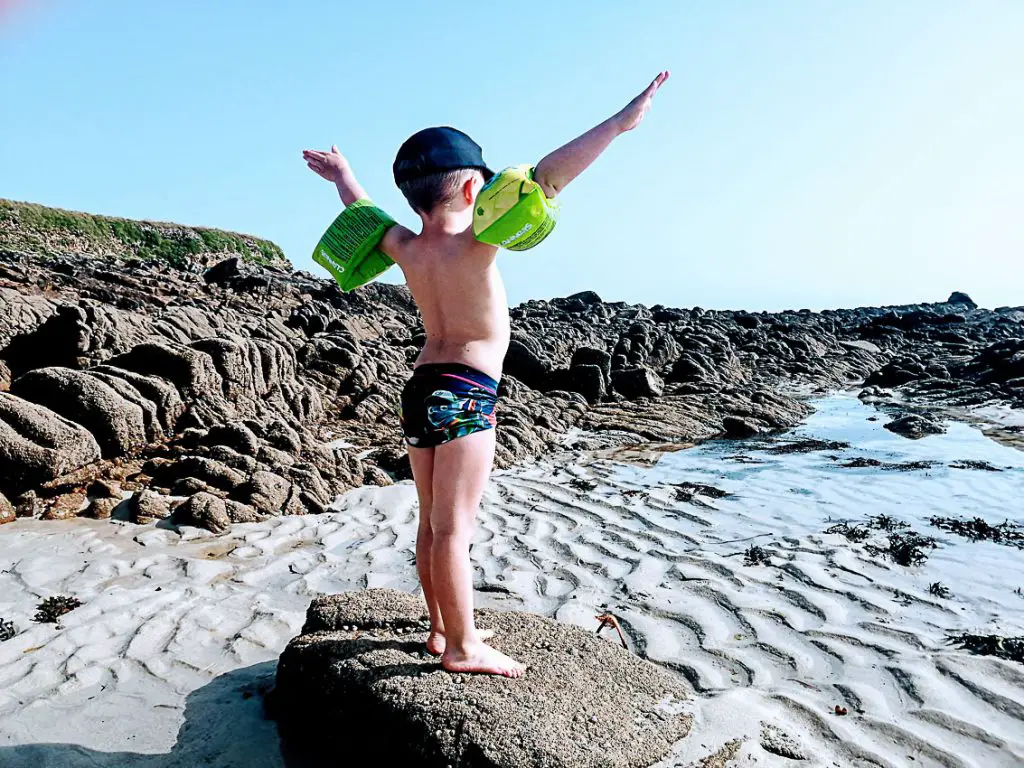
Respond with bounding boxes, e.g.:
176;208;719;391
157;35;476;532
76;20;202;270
473;165;559;251
313;200;397;292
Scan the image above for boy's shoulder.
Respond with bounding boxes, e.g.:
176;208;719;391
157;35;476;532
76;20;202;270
382;227;497;265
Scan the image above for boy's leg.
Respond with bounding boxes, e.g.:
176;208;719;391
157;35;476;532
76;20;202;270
430;428;524;677
408;446;444;648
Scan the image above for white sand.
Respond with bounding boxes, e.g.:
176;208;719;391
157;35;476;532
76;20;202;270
0;393;1022;766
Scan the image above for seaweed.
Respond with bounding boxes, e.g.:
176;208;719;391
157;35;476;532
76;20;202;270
33;595;82;623
825;522;871;543
948;633;1024;664
948;460;1003;472
929;582;951;599
767;438;849;455
865;532;938;566
568;478;597;492
837;458;936;471
929;516;1024;549
743;545;771;566
673;482;730;507
866;514;910;532
0;619;15;642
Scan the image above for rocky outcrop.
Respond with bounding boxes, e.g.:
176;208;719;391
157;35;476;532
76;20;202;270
1;204;1021;533
0;393;102;495
272;589;692;768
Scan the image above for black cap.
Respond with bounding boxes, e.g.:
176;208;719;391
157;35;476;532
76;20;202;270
393;127;493;186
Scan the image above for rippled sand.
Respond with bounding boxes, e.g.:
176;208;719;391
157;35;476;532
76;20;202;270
0;394;1022;766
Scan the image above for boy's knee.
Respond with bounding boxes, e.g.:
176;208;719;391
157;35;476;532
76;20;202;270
429;512;473;540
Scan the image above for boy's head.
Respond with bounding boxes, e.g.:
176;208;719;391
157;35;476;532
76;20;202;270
394;127;493;215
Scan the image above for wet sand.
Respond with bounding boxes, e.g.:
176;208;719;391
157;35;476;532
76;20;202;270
0;394;1022;767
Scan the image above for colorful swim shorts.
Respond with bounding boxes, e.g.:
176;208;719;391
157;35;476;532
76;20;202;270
399;363;499;448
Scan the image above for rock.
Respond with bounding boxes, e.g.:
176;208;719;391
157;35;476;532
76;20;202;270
14;490;43;518
86;497;119;520
155;456;246;493
0;492;13;525
722;415;763;438
232;470;291;516
131;489;172;524
88;479;121;498
0;393;102;496
946;291;977;309
0;360;10;392
611;367;664;399
839;339;881;355
11;367;148;457
570;347;612;383
41;491;88;520
760;723;807;760
178;491;231;534
502;335;549;390
884;414;947;439
566;364;606;403
204;423;260;457
273;589;691;768
565;290;602;305
203;257;247;286
224;499;264;524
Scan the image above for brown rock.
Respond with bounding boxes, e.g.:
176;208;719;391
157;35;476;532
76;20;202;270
14;490;43;518
86;497;120;519
0;492;14;525
130;489;172;524
42;491;88;520
179;491;230;534
273;589;691;768
0;393;102;496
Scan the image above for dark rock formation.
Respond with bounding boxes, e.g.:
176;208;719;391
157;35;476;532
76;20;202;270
1;201;1021;532
884;414;947;439
272;589;691;768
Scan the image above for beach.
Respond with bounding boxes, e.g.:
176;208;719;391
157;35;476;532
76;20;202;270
1;393;1021;766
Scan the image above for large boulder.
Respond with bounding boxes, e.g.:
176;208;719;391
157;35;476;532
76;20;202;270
11;367;148;457
272;589;691;768
0;393;101;496
611;367;665;400
178;491;231;534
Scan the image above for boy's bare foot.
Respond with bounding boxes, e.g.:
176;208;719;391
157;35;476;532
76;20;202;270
426;628;493;656
441;639;526;678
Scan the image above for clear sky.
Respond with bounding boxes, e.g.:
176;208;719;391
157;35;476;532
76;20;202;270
2;1;1022;311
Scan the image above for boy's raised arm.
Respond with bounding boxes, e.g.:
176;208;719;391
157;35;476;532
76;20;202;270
302;145;369;206
533;70;670;199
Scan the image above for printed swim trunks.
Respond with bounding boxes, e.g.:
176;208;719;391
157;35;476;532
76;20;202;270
399;363;499;448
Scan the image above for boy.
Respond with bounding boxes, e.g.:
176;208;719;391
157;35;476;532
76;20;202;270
303;70;669;678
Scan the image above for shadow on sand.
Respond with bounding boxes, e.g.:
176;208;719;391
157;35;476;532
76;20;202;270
0;662;339;768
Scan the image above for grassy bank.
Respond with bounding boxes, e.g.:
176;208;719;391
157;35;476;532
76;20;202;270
0;199;290;270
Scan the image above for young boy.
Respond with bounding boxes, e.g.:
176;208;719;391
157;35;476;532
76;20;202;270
303;70;669;678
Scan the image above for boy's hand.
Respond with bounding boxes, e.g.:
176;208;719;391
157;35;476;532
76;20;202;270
614;70;670;133
303;145;349;183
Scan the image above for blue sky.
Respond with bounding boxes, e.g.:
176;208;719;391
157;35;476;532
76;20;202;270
2;1;1022;310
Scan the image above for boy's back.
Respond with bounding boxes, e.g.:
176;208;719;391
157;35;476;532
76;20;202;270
386;226;509;382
